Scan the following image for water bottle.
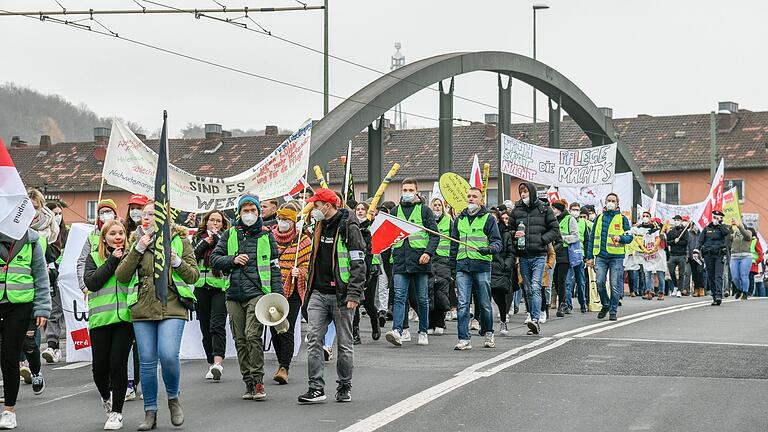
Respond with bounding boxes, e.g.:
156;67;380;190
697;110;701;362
517;221;526;251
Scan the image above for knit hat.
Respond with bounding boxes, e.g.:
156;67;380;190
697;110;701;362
97;198;118;214
238;194;262;214
276;208;297;222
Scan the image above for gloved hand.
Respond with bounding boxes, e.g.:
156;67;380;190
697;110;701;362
478;247;492;256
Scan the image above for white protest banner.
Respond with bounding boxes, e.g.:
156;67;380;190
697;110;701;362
103;118;312;212
557;172;633;212
743;213;759;229
641;193;706;222
500;133;617;187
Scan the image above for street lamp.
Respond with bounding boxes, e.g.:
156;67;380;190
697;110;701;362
532;4;549;145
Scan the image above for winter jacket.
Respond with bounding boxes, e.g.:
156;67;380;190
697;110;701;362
586;209;633;260
209;222;283;302
304;208;367;309
667;225;690;256
428;254;451;312
83;248;121;292
508;182;561;258
0;230;52;318
728;224;753;256
115;226;199;321
491;230;515;293
554;213;580;264
698;223;731;256
390;197;440;274
449;206;503;273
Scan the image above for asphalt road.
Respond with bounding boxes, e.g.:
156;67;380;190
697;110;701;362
8;296;768;432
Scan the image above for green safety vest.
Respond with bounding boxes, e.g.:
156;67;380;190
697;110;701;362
127;235;197;306
0;239;42;304
88;251;135;329
751;238;759;263
577;218;588;244
456;213;491;262
559;214;573;248
435;215;452;257
226;227;272;294
89;233;100;252
592;213;626;256
195;236;229;290
393;205;428;250
371;254;381;266
337;238;351;284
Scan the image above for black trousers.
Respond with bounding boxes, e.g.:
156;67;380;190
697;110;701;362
0;302;33;407
270;289;302;370
90;322;134;413
194;285;228;364
704;254;725;300
554;263;570;306
22;320;41;374
354;276;380;331
491;290;510;323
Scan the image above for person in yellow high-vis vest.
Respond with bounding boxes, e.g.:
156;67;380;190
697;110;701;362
116;201;199;430
585;193;632;321
210;195;282;402
83;220;136;430
0;228;52;430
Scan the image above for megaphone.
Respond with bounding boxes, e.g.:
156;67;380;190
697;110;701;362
254;293;290;334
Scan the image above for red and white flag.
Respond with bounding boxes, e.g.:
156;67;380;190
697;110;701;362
695;159;725;229
546;185;560;204
283;177;312;201
0;140;35;239
469;154;482;188
370;212;425;254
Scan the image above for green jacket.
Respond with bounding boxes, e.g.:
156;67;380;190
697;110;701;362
115;226;199;321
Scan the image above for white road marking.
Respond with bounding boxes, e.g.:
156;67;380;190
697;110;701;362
34;387;94;406
52;361;91;370
584;336;768;348
573;301;717;338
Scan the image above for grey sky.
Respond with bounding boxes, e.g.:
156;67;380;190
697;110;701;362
2;0;767;138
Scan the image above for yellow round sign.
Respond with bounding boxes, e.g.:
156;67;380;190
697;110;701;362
439;173;470;213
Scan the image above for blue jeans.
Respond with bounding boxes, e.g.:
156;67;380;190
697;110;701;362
392;273;429;334
513;289;523;308
595;256;624;314
456;271;493;341
729;256;752;294
628;269;641;295
133;319;185;411
755;281;766;297
645;271;665;295
519;256;546;321
569;263;587;307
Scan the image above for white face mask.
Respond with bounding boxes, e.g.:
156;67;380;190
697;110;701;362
589;214;596;222
53;214;62;226
129;209;143;222
606;202;617;211
522;197;530;205
434;210;443;219
467;203;480;214
401;193;415;203
99;212;115;224
241;213;258;226
311;208;326;222
570;210;580;218
712;219;721;226
277;220;293;232
642;217;650;224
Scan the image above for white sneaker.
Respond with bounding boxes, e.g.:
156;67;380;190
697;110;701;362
124;387;136;401
19;366;31;384
434;327;445;336
205;368;214;380
41;348;61;364
484;333;496;348
427;329;435;335
0;411;17;429
675;290;683;298
210;363;223;381
417;333;428;346
409;310;419;322
384;330;402;347
102;397;113;415
453;340;472;351
523;313;532;324
444;312;452;322
499;322;508;335
450;310;458;321
104;412;123;430
469;319;480;331
401;329;412;342
539;312;547;324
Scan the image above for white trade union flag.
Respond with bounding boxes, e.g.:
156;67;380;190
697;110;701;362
370;212;425;254
0;140;35;240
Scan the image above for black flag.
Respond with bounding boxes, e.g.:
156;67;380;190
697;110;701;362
153;111;171;304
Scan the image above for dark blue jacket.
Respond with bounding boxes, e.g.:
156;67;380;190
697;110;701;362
586;209;633;260
449;206;503;273
698;223;731;256
390;198;440;274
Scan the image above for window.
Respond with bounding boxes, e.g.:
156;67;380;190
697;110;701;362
486;190;499;207
724;179;745;202
358;192;369;202
419;190;432;203
86;201;97;224
654;182;679;205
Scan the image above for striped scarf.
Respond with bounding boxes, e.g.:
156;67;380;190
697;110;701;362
272;226;313;301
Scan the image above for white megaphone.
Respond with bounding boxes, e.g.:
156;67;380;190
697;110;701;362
254;293;290;334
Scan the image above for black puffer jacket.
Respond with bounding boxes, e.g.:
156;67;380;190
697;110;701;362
667;225;690;256
429;254;452;312
390;198;440;274
491;230;515;293
210;221;283;302
508;182;561;257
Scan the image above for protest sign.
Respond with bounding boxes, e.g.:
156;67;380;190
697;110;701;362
500;134;617;187
722;187;742;224
641;193;706;222
439;172;470;213
103;118;312;212
557;172;633;212
743;213;759;229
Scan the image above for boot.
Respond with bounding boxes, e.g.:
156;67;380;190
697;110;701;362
168;397;184;427
273;367;289;385
699;288;706;297
370;316;381;341
137;410;157;431
352;326;361;345
556;303;565;318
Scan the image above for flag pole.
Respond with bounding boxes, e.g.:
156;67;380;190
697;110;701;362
292;162;311;287
385;213;480;251
96;177;106;206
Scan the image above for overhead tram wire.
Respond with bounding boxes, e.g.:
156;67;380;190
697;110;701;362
3;10;480;127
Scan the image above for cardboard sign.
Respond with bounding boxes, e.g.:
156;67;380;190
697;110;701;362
439;172;470;213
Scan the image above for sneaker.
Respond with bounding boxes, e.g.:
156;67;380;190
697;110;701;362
444;311;452;322
409;310;419;322
539;312;547;324
597;307;609;319
204;368;214;380
734;291;742;300
609;313;617;321
102;397;113;415
104;412;123;430
523;313;532;324
657;293;665;301
483;333;496;348
125;386;136;402
526;320;540;335
580;305;587;313
417;333;428;346
469;319;480;331
556;304;565;318
41;347;62;364
19;366;31;385
564;305;572;314
427;329;435;335
242;383;255;400
31;373;45;395
454;340;472;350
323;347;333;362
450;310;458;321
253;383;267;401
335;384;352;402
378;312;387;329
298;388;327;404
385;330;402;347
434;327;445;336
513;305;519;315
401;329;412;342
0;411;17;430
210;363;223;381
499;322;508;335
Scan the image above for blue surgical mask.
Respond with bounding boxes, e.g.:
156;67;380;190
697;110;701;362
401;193;415;203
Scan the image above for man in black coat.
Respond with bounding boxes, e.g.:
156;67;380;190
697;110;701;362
698;210;731;305
667;215;691;296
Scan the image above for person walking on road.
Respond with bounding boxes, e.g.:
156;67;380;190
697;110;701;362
698;210;731;306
